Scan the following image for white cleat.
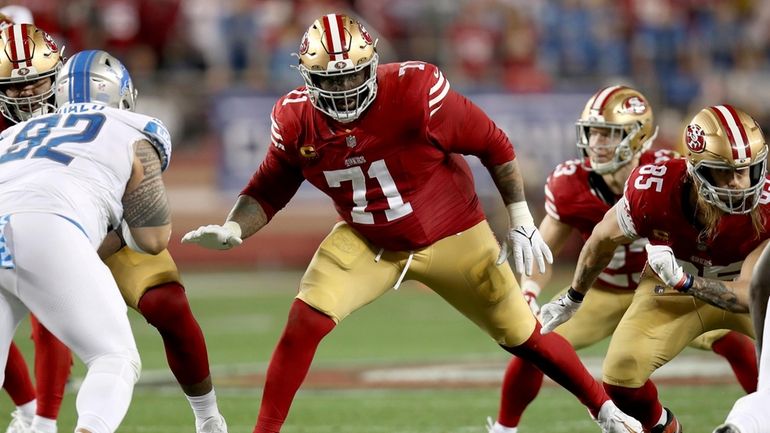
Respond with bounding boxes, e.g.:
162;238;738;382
594;400;643;433
196;414;228;433
5;410;31;433
485;416;518;433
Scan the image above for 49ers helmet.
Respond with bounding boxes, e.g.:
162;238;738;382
0;24;62;123
295;13;378;123
576;85;656;174
684;105;768;214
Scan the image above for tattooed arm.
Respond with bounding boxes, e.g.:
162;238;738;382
686;239;769;314
571;203;635;295
488;160;526;205
120;139;171;254
686;278;748;313
225;195;269;240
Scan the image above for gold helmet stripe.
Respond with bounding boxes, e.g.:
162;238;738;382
711;104;751;160
590;85;624;113
8;23;32;67
322;14;348;61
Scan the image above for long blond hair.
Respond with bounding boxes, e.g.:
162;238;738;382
694;182;765;242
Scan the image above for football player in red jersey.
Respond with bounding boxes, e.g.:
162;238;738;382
0;26;228;433
487;87;758;433
712;243;770;433
183;13;644;433
540;104;770;433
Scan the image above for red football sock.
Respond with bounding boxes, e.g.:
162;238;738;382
3;342;35;406
604;380;662;430
30;315;72;419
497;356;544;427
711;331;758;393
138;282;211;386
253;299;336;433
503;322;607;417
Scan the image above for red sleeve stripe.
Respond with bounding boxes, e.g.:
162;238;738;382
323;14;349;61
711;105;750;160
590;85;624;113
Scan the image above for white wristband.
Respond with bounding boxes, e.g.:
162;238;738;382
520;279;542;296
506;201;534;227
223;220;242;238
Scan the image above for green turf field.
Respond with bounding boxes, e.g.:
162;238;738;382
0;269;745;432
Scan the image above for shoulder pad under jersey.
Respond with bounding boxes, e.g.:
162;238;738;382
107;108;172;171
140;118;172;171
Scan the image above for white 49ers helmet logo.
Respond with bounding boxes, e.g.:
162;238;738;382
299;32;310;55
358;23;373;45
686;124;706;153
620;96;647;115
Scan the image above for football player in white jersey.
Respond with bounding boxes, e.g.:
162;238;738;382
709;244;770;433
0;45;172;433
0;24;228;433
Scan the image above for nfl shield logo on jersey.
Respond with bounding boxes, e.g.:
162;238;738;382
346;135;357;148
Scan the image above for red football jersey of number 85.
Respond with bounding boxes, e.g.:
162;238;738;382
619;158;770;279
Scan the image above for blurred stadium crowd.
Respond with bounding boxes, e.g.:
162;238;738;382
17;0;770;152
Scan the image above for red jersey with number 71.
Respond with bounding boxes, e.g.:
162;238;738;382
617;158;770;279
241;62;516;251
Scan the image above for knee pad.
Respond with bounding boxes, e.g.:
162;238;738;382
86;349;141;385
138;283;190;328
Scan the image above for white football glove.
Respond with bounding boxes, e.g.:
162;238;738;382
520;280;542;316
645;244;692;291
496;201;552;275
182;221;243;250
540;293;581;334
497;224;553;276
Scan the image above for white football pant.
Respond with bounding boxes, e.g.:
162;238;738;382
0;213;140;433
721;295;770;433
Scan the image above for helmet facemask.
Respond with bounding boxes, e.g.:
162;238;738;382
0;76;57;122
685;105;769;216
0;24;63;123
575;86;655;175
576;120;644;174
689;153;767;214
295;14;379;123
298;52;378;123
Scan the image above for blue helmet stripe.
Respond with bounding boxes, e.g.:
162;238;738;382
70;50;98;103
67;49;77;102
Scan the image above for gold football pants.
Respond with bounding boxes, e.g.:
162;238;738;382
297;221;537;347
550;285;732;350
601;270;753;388
103;247;182;310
